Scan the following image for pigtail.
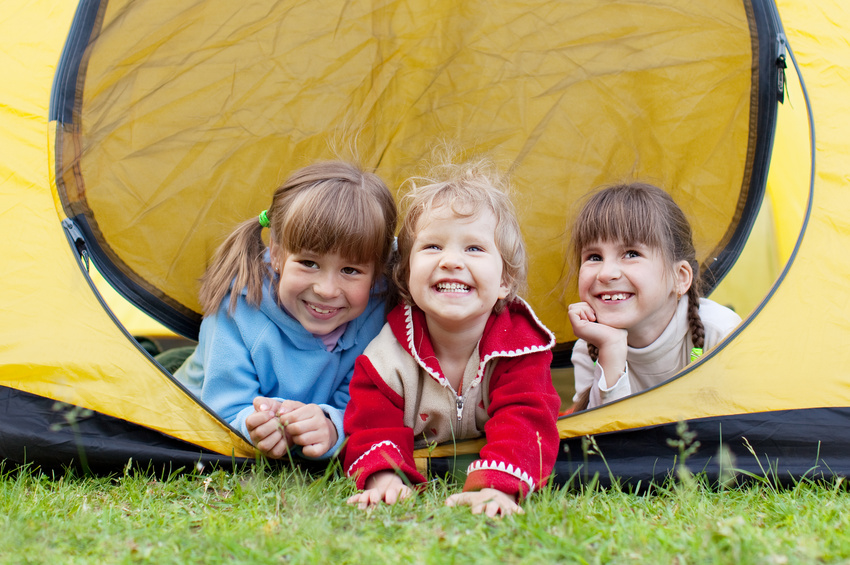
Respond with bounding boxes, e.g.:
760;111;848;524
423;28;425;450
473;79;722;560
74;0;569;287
198;218;269;315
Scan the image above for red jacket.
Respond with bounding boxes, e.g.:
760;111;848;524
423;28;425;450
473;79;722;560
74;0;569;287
343;299;560;498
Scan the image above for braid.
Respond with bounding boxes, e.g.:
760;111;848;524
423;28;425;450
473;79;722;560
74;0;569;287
686;284;705;351
587;343;599;363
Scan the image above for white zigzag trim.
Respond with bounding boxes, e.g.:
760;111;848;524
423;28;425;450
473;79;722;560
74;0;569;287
403;303;449;387
475;297;557;381
346;440;403;477
466;459;536;491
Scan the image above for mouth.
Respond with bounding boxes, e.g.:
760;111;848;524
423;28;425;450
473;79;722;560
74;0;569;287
598;292;632;302
305;302;342;316
435;282;471;293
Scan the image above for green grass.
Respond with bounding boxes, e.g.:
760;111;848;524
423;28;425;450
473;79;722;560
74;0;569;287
1;461;850;564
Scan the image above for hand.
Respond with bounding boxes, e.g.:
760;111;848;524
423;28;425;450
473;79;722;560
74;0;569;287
568;302;627;346
346;471;412;509
445;488;523;517
276;402;339;458
568;302;628;387
246;397;298;458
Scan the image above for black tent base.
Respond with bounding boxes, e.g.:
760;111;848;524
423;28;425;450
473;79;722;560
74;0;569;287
427;407;850;490
5;385;848;489
0;386;329;477
551;407;850;489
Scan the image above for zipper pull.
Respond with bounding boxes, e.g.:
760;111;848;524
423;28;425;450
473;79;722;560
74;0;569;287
776;33;788;104
456;395;464;421
62;218;90;271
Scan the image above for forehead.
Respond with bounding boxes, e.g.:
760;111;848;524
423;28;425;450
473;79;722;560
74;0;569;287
415;204;496;230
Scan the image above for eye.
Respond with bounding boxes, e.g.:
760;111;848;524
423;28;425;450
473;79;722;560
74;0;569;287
298;260;319;269
625;249;641;259
466;245;484;253
341;266;363;275
583;253;602;262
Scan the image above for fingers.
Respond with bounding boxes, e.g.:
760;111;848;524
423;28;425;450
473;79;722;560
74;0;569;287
275;399;305;416
445;490;522;517
346;483;412;509
253;396;282;415
346;488;385;510
568;302;596;323
250;400;335;458
251;420;291;459
277;404;335;456
384;484;413;505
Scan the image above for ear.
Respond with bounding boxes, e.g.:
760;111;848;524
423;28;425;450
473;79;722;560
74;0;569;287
268;239;282;272
674;260;693;297
498;278;512;301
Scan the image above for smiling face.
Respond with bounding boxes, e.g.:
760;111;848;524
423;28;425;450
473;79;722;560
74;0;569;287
578;239;692;348
271;245;375;336
408;207;510;336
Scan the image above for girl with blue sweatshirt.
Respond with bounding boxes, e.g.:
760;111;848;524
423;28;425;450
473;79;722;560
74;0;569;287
175;161;397;460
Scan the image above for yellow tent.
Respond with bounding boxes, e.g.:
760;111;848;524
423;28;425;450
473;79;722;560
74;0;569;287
1;0;845;482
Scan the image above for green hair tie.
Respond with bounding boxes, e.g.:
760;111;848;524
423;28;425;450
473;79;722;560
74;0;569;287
258;210;270;228
690;347;703;363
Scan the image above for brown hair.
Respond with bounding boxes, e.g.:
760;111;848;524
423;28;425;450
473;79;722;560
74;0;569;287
393;159;526;313
568;182;704;411
199;161;397;315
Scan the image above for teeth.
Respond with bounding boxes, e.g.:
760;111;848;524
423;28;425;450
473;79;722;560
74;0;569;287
309;304;336;314
601;293;628;301
436;282;470;292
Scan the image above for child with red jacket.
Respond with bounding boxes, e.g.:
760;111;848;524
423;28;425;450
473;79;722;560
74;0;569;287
344;160;560;517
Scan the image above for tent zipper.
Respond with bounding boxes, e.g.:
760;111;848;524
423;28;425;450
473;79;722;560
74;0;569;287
62;218;90;271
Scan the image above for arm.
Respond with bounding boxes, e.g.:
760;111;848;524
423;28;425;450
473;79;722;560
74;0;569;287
343;355;426;492
567;302;628;388
311;368;352;459
571;340;634;409
462;350;561;499
197;309;267;439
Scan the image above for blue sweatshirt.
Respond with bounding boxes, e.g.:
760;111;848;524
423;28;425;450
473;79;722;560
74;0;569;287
175;274;388;459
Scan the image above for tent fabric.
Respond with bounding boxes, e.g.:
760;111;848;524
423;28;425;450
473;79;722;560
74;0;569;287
3;0;849;483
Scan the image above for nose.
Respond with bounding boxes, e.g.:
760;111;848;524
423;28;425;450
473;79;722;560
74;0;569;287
313;272;341;298
596;258;621;282
439;249;464;270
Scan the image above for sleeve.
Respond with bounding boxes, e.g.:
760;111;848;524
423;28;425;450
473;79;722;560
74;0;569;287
197;310;265;440
342;355;427;489
588;364;631;408
315;371;351;459
572;340;630;409
463;350;560;499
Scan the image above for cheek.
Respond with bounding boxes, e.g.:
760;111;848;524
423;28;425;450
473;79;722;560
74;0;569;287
407;257;428;284
576;270;594;297
348;280;374;312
